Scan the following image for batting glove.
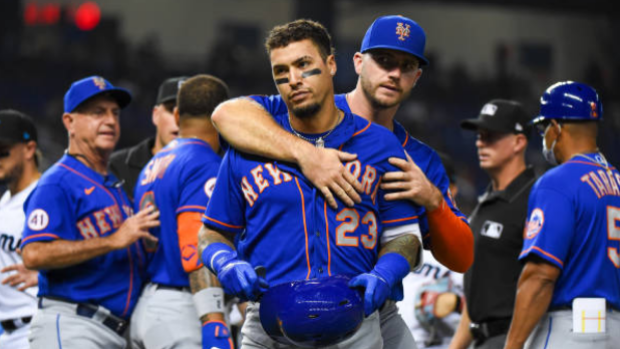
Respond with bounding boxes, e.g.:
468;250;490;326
202;243;268;301
349;253;410;316
202;321;233;349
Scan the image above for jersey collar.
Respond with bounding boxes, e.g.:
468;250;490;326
61;154;121;188
481;166;537;203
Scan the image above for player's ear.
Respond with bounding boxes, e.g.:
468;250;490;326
412;68;423;87
353;52;364;75
24;140;37;161
514;134;527;154
326;54;337;76
174;106;180;126
152;106;159;127
62;113;75;136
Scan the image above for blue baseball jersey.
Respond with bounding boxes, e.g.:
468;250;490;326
333;94;468;246
21;154;144;319
521;153;620;310
247;94;468;247
134;138;221;287
203;96;423;286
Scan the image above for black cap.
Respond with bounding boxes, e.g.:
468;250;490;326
156;77;188;105
460;99;531;136
0;109;38;144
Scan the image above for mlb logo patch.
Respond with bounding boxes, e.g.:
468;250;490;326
525;208;544;239
481;220;503;239
480;103;498;116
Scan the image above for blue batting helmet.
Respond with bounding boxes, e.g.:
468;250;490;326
532;81;603;125
259;275;364;348
361;15;429;66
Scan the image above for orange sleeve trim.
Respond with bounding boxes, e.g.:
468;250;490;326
520;246;564;267
178;212;204;273
176;205;207;213
22;233;60;243
202;215;243;229
427;200;474;273
352;120;371;137
381;215;418;224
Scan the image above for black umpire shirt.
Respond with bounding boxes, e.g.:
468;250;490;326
464;166;537;323
108;137;155;201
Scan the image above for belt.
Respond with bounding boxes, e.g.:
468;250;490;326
470;318;511;344
38;297;128;336
0;317;32;331
154;283;190;292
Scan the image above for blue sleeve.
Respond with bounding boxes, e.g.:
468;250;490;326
202;151;245;234
177;157;221;215
420;150;467;221
248;95;287;116
22;184;75;246
520;185;574;269
378;147;423;229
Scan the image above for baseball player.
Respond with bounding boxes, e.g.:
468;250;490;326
503;81;620;349
209;15;472;349
0;110;40;349
131;75;232;349
21;76;160;349
109;76;186;200
200;19;424;349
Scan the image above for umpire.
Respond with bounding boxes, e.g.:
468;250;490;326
449;100;537;349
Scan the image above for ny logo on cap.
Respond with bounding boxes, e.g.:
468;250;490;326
93;77;107;90
395;22;411;41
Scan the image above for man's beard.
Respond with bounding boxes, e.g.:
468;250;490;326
292;102;322;119
0;161;23;187
360;75;408;110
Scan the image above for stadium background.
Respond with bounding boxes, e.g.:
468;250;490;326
1;0;618;213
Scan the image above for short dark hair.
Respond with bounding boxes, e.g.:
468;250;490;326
265;19;335;60
177;75;229;119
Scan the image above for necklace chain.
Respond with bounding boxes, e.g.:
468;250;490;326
572;149;611;169
288;111;342;148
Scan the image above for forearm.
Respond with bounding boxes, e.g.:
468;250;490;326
22;238;117;270
427;200;474;273
198;225;235;254
449;301;474;349
504;266;556;349
211;98;313;163
379;234;421;271
189;268;226;323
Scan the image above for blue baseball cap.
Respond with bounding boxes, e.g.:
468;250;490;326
360;15;429;66
64;76;132;113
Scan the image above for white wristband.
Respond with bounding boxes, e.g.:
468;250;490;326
193;287;225;318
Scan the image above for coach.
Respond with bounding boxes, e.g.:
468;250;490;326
21;76;159;349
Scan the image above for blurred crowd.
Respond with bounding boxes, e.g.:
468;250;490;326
1;17;620;214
